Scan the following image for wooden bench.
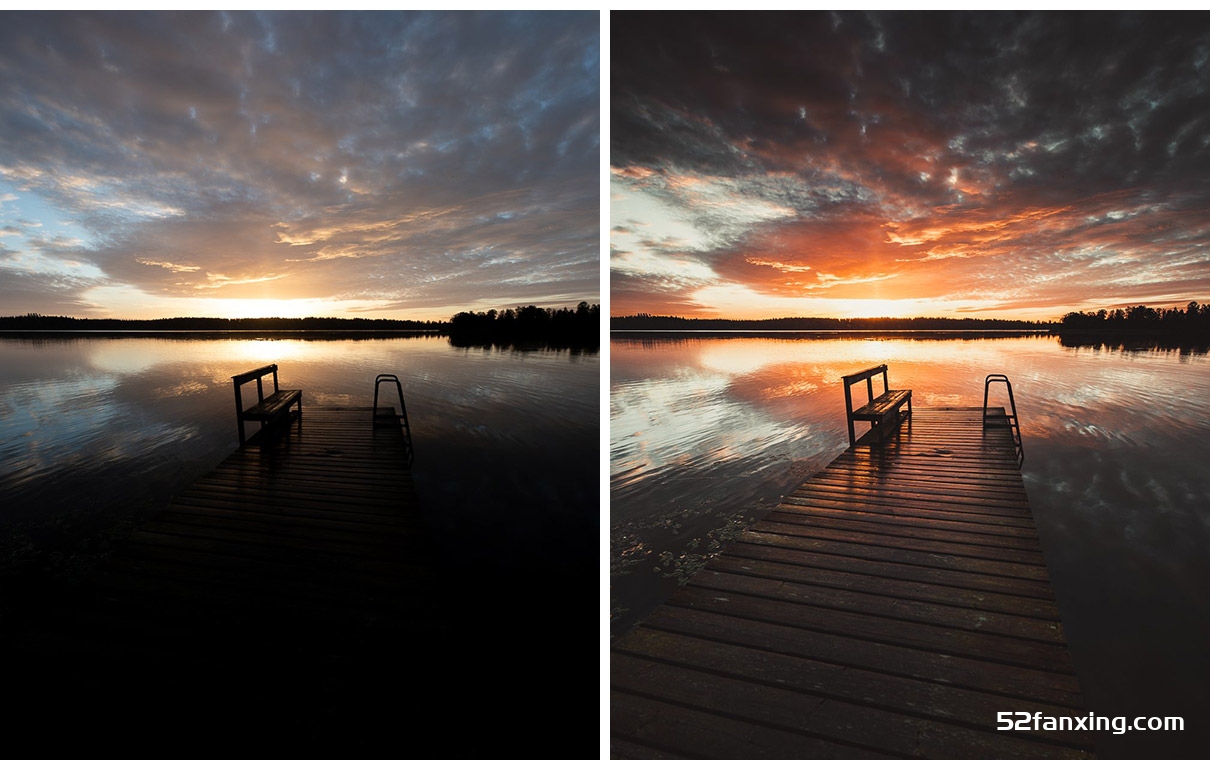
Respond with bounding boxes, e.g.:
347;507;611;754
232;364;302;446
842;364;911;446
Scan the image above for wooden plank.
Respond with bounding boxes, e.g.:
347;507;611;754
810;462;1029;488
770;502;1041;538
704;554;1063;619
614;654;1091;759
662;588;1074;672
638;606;1085;707
243;389;301;418
852;388;911;418
765;507;1043;546
779;493;1040;529
738;529;1053;581
687;568;1067;643
792;480;1031;511
611;406;1090;758
746;519;1047;564
155;503;427;538
614;629;1094;752
612;691;901;760
13;407;438;728
723;540;1057;600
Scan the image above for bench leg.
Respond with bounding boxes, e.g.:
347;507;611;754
876;405;909;443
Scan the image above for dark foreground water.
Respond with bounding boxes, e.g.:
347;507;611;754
0;333;599;747
610;332;1210;759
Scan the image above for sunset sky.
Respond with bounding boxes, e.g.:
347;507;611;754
611;11;1210;321
0;11;599;320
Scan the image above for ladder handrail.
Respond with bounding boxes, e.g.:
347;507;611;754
373;373;414;466
983;374;1024;467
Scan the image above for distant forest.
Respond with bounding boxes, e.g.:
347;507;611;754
1;303;601;350
1059;302;1210;334
0;314;441;331
448;302;600;348
611;314;1051;331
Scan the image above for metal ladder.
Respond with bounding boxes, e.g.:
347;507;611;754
373;373;414;466
983;374;1023;467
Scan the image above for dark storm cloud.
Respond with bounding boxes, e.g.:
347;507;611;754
0;10;598;317
611;11;1210;318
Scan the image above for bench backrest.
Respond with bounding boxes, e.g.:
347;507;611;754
842;364;889;411
232;364;279;409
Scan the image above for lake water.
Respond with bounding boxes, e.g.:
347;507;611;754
0;332;598;615
1;332;600;745
610;332;1210;758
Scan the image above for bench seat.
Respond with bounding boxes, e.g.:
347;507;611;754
242;389;302;420
851;389;912;420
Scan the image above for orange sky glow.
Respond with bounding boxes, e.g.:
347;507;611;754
611;12;1210;322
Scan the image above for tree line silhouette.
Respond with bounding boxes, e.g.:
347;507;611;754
0;314;440;331
1059;302;1210;334
448;302;599;349
0;304;602;350
611;314;1049;331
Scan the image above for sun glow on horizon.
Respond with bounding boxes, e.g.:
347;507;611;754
669;283;1051;321
827;298;931;320
61;279;599;323
73;284;460;322
207;298;325;320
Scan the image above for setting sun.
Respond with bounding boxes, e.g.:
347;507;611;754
213;298;328;320
828;298;930;320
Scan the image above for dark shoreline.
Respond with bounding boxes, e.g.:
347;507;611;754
0;329;440;340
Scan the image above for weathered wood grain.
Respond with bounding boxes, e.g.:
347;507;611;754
610;407;1093;759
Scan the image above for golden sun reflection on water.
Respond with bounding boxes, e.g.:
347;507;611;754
84;336;327;376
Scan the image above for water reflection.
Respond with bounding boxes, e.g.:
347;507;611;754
610;333;1210;757
611;333;1064;508
1058;332;1210;355
1;335;598;590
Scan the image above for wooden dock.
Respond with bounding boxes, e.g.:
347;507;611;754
611;407;1094;759
10;407;449;739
